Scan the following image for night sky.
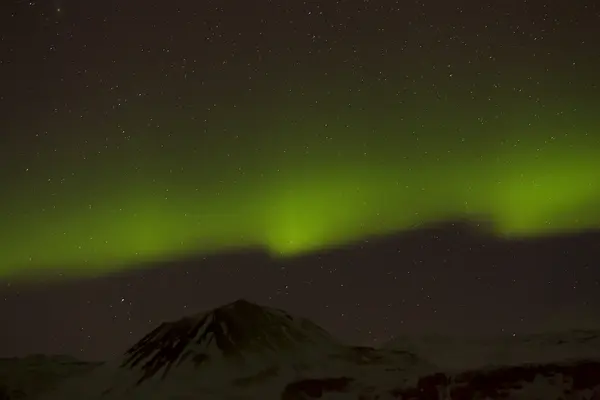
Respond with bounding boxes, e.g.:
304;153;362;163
1;0;599;361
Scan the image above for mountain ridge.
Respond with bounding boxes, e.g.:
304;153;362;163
120;298;339;384
4;298;600;399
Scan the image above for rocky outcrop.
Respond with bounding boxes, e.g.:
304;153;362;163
391;360;600;399
281;377;355;399
278;360;600;399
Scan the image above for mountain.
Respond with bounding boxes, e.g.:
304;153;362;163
382;331;600;399
384;329;600;371
36;299;432;399
0;355;100;400
8;299;600;399
388;359;600;400
120;298;341;384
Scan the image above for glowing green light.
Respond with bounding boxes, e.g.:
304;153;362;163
1;90;598;279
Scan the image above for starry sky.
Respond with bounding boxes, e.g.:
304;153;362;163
0;0;599;360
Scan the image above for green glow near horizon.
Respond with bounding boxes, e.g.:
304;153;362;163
1;84;599;279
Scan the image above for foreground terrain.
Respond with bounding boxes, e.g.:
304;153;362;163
2;299;600;399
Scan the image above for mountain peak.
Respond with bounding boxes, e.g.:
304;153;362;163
226;297;253;306
120;299;336;384
219;297;266;314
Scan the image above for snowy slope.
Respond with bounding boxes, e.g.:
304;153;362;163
38;299;432;399
384;329;600;371
18;301;600;399
278;334;600;400
384;359;600;400
0;355;100;400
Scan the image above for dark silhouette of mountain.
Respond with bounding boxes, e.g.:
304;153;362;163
4;299;599;399
279;361;600;399
0;355;100;400
389;360;600;400
121;298;338;384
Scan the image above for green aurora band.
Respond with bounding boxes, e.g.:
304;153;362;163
1;81;599;279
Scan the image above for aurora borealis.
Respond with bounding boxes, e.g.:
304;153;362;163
1;0;599;280
2;84;599;279
1;0;600;361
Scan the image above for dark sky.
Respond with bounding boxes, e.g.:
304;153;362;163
0;0;599;361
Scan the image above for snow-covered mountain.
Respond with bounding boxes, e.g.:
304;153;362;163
382;331;600;399
120;298;341;383
36;299;432;399
384;329;600;371
0;355;100;400
6;299;600;399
